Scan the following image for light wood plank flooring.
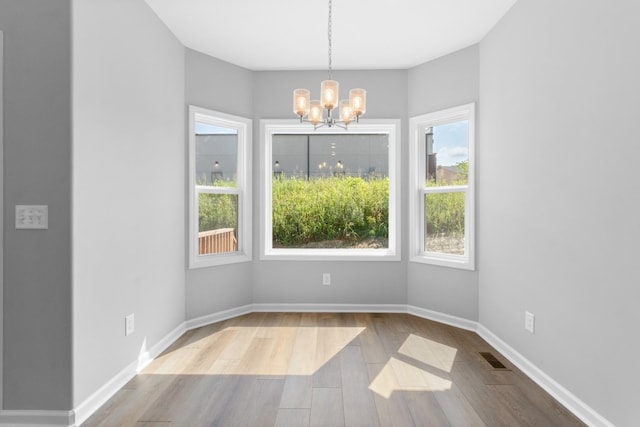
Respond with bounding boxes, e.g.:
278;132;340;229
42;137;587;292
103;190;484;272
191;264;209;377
82;312;585;426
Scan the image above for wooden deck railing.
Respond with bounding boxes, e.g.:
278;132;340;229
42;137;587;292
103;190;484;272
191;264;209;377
198;228;237;255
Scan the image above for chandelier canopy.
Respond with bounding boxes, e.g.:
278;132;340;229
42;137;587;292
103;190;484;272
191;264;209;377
293;0;366;129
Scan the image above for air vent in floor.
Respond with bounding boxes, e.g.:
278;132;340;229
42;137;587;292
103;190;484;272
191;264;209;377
479;352;510;370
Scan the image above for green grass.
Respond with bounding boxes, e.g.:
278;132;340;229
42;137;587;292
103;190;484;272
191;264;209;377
272;176;388;247
197;173;466;247
198;193;237;232
424;163;468;237
425;191;465;236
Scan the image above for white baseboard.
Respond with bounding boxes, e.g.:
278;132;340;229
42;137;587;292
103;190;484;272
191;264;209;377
56;304;612;427
0;410;75;427
252;303;407;313
135;322;187;372
185;304;253;331
407;304;479;332
477;324;614;427
73;322;186;426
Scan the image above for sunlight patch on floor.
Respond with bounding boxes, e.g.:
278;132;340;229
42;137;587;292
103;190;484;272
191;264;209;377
369;356;452;398
207;325;367;376
369;333;456;398
398;333;457;372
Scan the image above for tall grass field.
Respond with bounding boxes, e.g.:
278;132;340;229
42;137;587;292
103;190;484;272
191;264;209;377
198;174;465;249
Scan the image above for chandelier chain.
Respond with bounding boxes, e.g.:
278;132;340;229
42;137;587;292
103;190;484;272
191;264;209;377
292;0;365;129
328;0;333;79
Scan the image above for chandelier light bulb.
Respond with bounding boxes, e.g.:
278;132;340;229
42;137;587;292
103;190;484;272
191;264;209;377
349;88;366;118
309;100;324;125
293;89;310;117
321;80;339;110
339;100;353;124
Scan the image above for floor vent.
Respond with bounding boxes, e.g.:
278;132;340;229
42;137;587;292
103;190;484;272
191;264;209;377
479;352;510;370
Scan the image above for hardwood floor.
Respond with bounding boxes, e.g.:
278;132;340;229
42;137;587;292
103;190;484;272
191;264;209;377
82;313;585;426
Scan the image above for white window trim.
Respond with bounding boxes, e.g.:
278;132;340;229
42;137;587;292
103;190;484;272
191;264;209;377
409;103;475;270
188;106;252;268
260;119;401;261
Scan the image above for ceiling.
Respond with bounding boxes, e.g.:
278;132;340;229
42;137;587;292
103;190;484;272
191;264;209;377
144;0;517;71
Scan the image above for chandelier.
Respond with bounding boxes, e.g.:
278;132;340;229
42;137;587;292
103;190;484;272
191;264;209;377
293;0;366;129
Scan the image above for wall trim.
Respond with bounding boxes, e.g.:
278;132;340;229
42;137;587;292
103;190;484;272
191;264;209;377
72;323;186;427
407;304;478;332
135;323;187;372
0;410;75;426
52;304;612;427
185;304;253;331
476;324;614;427
252;303;407;313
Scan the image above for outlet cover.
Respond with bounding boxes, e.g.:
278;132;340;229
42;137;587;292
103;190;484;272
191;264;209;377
525;311;535;334
322;273;331;285
125;314;135;336
16;205;48;229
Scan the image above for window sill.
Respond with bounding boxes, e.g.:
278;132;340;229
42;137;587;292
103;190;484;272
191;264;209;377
410;253;475;271
262;248;400;262
189;252;252;269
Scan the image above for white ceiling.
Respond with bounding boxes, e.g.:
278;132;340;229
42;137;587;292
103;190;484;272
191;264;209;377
144;0;517;71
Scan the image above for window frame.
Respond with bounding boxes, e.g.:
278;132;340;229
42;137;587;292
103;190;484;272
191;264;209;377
409;103;475;270
188;106;252;268
260;119;401;261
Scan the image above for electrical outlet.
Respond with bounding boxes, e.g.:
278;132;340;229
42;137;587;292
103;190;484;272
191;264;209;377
16;205;48;229
125;313;135;336
525;311;535;334
322;273;331;285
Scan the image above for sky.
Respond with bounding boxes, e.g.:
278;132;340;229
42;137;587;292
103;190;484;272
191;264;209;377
432;120;469;167
195;122;237;134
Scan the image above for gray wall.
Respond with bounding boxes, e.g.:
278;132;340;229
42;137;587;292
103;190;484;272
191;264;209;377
0;28;3;411
252;70;409;306
407;46;480;320
478;0;640;425
0;0;73;410
408;45;480;115
5;1;632;425
72;0;186;406
185;49;253;118
185;67;414;313
184;49;254;320
184;52;481;318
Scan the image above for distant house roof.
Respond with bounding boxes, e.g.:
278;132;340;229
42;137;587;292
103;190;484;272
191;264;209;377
436;165;463;184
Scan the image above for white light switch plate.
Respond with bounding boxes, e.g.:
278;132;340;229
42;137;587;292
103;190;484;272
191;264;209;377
16;205;48;229
525;311;535;334
125;314;135;336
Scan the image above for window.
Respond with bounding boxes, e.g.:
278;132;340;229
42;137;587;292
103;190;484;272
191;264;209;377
409;103;475;269
260;120;401;260
189;106;252;268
